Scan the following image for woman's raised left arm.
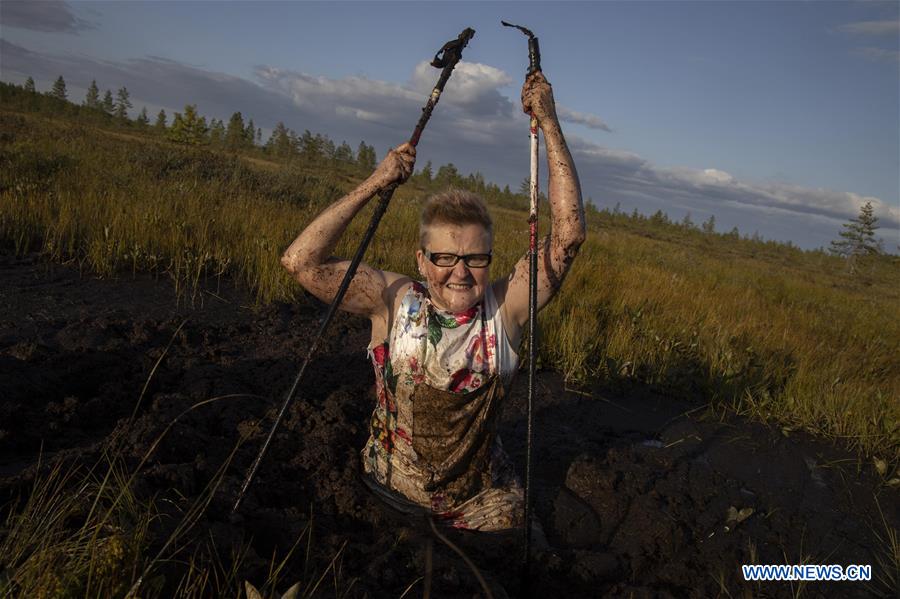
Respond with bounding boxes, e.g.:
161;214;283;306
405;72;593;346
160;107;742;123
500;72;587;330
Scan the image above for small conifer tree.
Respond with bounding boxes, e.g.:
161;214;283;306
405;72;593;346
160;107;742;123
829;201;882;272
84;80;100;108
50;76;67;100
225;112;246;149
209;118;226;145
267;122;294;158
101;90;115;114
356;141;376;170
333;141;354;163
115;87;132;120
136;107;150;128
154;109;167;131
168;104;209;145
244;118;256;147
24;77;36;93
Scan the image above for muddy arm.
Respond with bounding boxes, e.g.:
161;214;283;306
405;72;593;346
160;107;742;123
502;73;586;329
281;143;415;317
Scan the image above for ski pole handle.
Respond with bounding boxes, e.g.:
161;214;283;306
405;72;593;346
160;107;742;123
501;21;541;75
527;35;541;75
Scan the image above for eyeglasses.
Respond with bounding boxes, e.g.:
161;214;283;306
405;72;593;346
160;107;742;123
422;249;492;268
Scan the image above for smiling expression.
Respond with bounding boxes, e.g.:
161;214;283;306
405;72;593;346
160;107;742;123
416;223;492;313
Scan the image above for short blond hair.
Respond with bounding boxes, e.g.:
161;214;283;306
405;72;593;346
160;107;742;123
419;189;493;247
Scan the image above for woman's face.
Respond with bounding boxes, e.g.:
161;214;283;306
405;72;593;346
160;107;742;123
416;223;492;313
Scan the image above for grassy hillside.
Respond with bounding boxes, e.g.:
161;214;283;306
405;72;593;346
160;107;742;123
1;107;897;465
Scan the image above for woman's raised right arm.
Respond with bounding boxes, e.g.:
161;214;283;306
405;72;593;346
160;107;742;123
281;142;415;316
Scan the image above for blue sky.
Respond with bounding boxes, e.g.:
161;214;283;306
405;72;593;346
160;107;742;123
2;0;898;251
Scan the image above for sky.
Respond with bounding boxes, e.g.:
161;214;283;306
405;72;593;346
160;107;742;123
2;0;898;251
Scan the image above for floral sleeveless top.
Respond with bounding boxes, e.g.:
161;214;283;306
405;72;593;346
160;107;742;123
361;281;523;531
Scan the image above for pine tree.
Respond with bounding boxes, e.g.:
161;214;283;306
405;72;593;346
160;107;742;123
334;141;354;164
356;141;376;170
300;130;324;163
101;90;115;114
154;109;167;131
50;76;67;100
436;163;460;187
114;87;132;120
84;80;100;108
244;118;256;147
420;160;433;183
168;104;208;145
650;210;665;226
24;77;36;93
136;107;150;128
225;112;246;149
266;122;295;158
829;202;882;271
518;177;531;196
209;119;226;146
468;171;485;192
702;214;716;234
681;212;694;229
321;135;336;161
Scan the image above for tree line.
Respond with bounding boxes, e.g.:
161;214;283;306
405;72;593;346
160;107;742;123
3;75;887;261
5;76;380;169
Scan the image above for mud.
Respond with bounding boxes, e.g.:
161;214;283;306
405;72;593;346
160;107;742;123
1;251;897;598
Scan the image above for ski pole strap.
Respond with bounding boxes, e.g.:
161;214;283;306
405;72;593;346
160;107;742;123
501;21;541;74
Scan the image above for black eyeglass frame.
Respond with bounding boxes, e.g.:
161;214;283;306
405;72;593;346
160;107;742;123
422;249;493;268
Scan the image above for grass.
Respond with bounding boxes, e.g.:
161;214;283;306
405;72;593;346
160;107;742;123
0;394;346;599
0;318;342;598
1;107;897;468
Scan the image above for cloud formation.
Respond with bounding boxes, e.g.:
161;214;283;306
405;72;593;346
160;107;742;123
1;39;299;126
3;39;896;247
557;105;613;132
838;20;900;36
0;0;93;33
411;61;514;117
851;46;900;62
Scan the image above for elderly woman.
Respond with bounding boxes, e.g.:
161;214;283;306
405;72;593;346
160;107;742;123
281;72;585;531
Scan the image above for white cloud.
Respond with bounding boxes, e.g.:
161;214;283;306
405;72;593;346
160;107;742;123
411;60;514;117
838;20;900;36
851;47;900;62
557;105;613;132
0;0;94;33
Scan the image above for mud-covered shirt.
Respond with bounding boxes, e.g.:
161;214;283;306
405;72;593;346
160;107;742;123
361;281;523;531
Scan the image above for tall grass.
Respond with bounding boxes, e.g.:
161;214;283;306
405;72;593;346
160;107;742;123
0;109;897;463
0;454;152;597
0;391;342;598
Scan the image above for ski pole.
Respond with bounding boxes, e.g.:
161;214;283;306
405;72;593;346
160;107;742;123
232;27;476;514
502;18;541;582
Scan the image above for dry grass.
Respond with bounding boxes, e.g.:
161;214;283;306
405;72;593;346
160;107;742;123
1;108;897;470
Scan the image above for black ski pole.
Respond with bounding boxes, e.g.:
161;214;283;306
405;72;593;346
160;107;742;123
502;18;541;585
232;27;476;514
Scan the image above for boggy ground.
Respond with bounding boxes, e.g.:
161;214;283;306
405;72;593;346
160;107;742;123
1;251;897;598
